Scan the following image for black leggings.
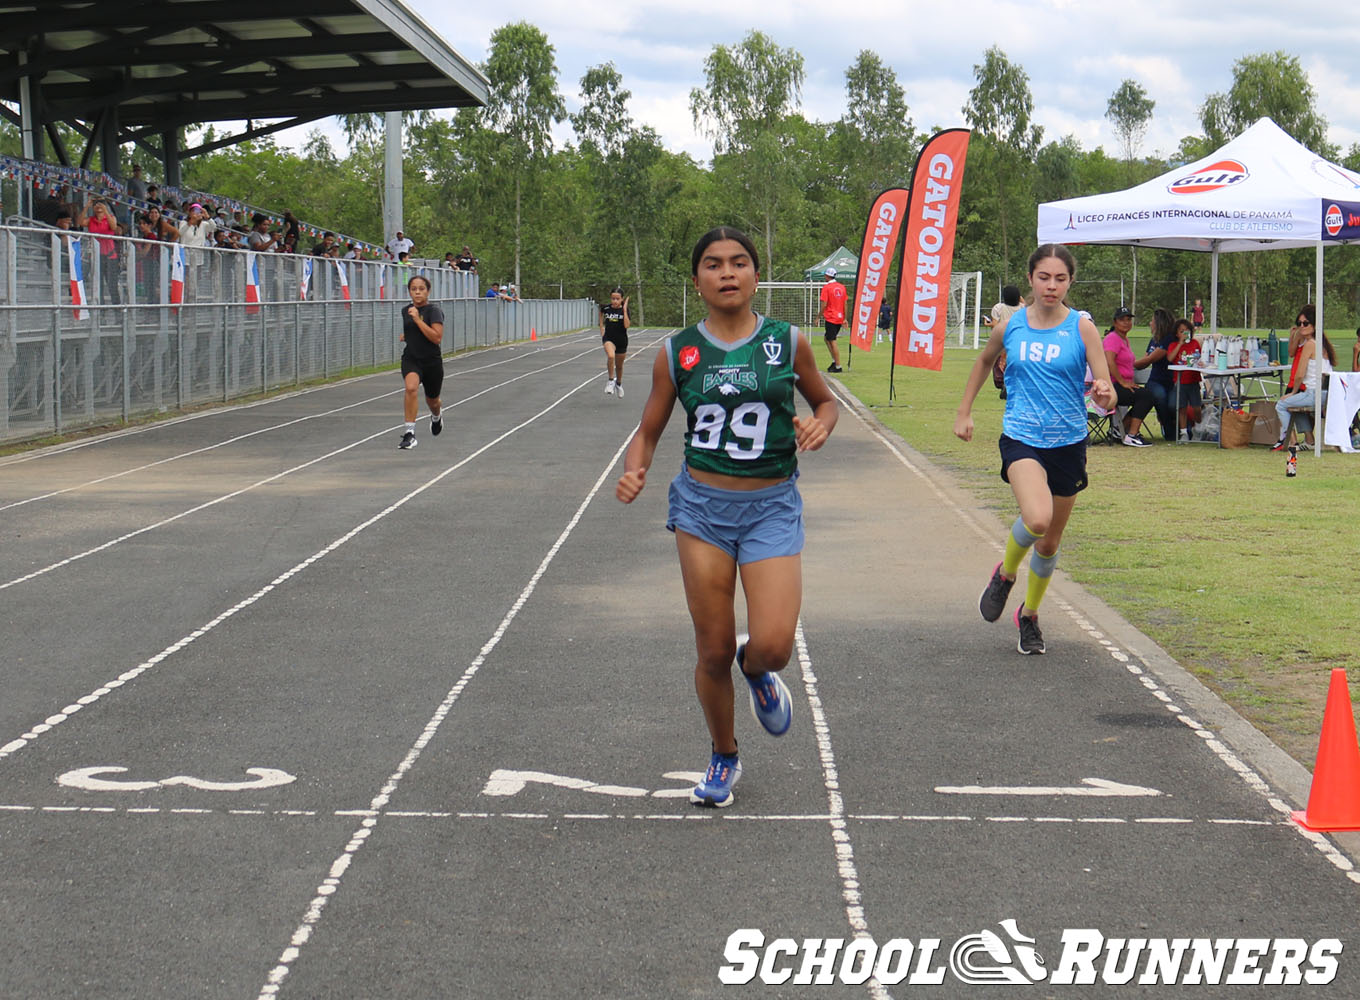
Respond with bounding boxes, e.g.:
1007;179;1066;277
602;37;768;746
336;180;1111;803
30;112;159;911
1113;382;1155;423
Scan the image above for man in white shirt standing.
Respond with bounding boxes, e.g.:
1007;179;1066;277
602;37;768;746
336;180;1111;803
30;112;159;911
387;230;414;259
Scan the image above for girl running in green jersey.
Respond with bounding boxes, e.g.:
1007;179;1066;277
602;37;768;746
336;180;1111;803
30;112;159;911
616;227;838;808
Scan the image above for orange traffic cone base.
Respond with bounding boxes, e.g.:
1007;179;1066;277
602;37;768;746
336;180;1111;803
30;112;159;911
1291;668;1360;832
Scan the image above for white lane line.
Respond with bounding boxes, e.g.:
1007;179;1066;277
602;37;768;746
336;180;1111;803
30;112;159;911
0;345;604;593
254;419;635;1000
835;391;1360;889
0;374;603;764
0;332;598;471
794;621;890;1000
0;805;1288;825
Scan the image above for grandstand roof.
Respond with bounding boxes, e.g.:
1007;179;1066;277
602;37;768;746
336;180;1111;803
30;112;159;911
0;0;488;157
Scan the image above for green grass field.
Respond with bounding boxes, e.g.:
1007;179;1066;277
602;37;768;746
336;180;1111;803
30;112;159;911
820;336;1360;768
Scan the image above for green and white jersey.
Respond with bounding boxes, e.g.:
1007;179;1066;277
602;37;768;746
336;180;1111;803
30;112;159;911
666;315;800;478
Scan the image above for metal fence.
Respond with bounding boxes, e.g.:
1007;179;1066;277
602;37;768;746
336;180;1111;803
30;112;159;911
0;224;595;444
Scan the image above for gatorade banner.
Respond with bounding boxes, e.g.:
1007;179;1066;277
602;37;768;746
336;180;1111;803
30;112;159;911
894;128;970;371
334;259;351;308
244;251;261;314
66;235;88;320
169;245;186;313
851;188;909;353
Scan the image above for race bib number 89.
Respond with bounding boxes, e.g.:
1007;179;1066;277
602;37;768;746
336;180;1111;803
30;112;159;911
692;402;770;459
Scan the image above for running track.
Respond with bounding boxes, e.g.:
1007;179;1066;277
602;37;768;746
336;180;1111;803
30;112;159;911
2;329;1359;998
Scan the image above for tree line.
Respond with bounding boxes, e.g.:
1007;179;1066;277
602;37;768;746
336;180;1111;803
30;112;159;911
6;28;1359;331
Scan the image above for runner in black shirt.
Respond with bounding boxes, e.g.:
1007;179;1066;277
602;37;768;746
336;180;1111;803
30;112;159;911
397;275;445;450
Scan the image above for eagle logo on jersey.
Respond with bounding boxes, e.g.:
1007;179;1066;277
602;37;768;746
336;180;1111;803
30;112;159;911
679;345;700;371
703;369;759;394
761;338;783;365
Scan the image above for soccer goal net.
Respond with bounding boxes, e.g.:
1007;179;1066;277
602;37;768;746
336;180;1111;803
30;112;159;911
746;274;983;348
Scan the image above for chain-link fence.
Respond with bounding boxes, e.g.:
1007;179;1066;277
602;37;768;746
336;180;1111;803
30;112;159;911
0;224;596;444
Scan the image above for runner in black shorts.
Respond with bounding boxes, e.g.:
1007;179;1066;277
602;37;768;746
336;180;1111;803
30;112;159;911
397;274;444;450
600;287;630;398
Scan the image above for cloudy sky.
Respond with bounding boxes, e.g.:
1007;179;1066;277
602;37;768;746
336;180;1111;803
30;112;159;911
290;0;1360;162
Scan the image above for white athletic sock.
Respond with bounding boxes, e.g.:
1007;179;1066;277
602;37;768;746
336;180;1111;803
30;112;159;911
405;422;415;434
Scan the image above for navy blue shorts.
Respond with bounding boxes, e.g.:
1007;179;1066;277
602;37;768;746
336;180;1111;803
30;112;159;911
998;434;1088;497
666;466;804;564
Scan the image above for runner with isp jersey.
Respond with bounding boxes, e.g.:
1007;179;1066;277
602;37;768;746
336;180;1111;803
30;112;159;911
600;287;630;397
617;227;837;808
955;244;1116;655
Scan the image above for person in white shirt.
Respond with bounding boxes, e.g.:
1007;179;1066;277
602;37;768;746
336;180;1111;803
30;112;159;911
177;203;217;248
387;231;414;259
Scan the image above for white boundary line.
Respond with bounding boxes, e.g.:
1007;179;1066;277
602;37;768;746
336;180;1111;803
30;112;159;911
253;422;635;999
794;620;891;1000
0;803;1283;825
829;387;1360;890
0;373;602;763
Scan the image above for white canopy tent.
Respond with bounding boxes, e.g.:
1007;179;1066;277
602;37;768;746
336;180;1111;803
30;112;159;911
1038;118;1360;453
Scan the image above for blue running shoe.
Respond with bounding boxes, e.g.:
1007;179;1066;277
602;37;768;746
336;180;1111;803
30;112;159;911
737;634;792;737
690;751;742;808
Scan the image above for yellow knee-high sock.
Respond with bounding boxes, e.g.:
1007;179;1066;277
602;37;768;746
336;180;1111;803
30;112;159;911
1024;549;1059;614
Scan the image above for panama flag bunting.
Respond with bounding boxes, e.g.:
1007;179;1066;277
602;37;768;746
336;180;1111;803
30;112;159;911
299;257;313;300
376;262;386;300
892;128;971;373
850;188;910;353
65;234;89;320
334;259;351;308
244;251;261;314
169;245;187;313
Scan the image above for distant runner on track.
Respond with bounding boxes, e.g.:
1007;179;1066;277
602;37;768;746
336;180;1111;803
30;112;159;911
616;226;838;808
397;274;444;450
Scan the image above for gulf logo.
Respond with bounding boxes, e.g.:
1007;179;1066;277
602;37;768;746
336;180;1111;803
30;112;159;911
1167;159;1249;195
1325;203;1344;237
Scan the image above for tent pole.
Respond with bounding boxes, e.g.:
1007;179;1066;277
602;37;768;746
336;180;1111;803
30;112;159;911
1314;243;1324;457
1209;244;1219;337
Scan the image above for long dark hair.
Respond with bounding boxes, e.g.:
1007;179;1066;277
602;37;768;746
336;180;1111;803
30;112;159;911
1298;304;1336;364
1150;307;1176;346
691;227;760;275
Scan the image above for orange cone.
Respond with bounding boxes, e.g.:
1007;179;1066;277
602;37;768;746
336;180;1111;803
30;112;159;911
1292;668;1360;831
529;327;537;341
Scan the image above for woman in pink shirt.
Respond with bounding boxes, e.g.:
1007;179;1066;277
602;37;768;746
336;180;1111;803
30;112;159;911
84;199;124;305
1101;306;1157;446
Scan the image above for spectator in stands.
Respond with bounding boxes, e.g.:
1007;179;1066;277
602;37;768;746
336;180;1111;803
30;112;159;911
454;245;477;272
443;252;456;267
33;183;72;226
282;210;301;247
178;203;217;248
504;283;522;302
345;242;365;260
387;230;414;259
54;209;79;231
214;226;244;251
486;282;502;299
397;251;410;264
127;164;148;202
136;206;179;243
85;198;125;304
144;184;162;208
247;213;280;253
311;232;337;257
281;232;298;254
